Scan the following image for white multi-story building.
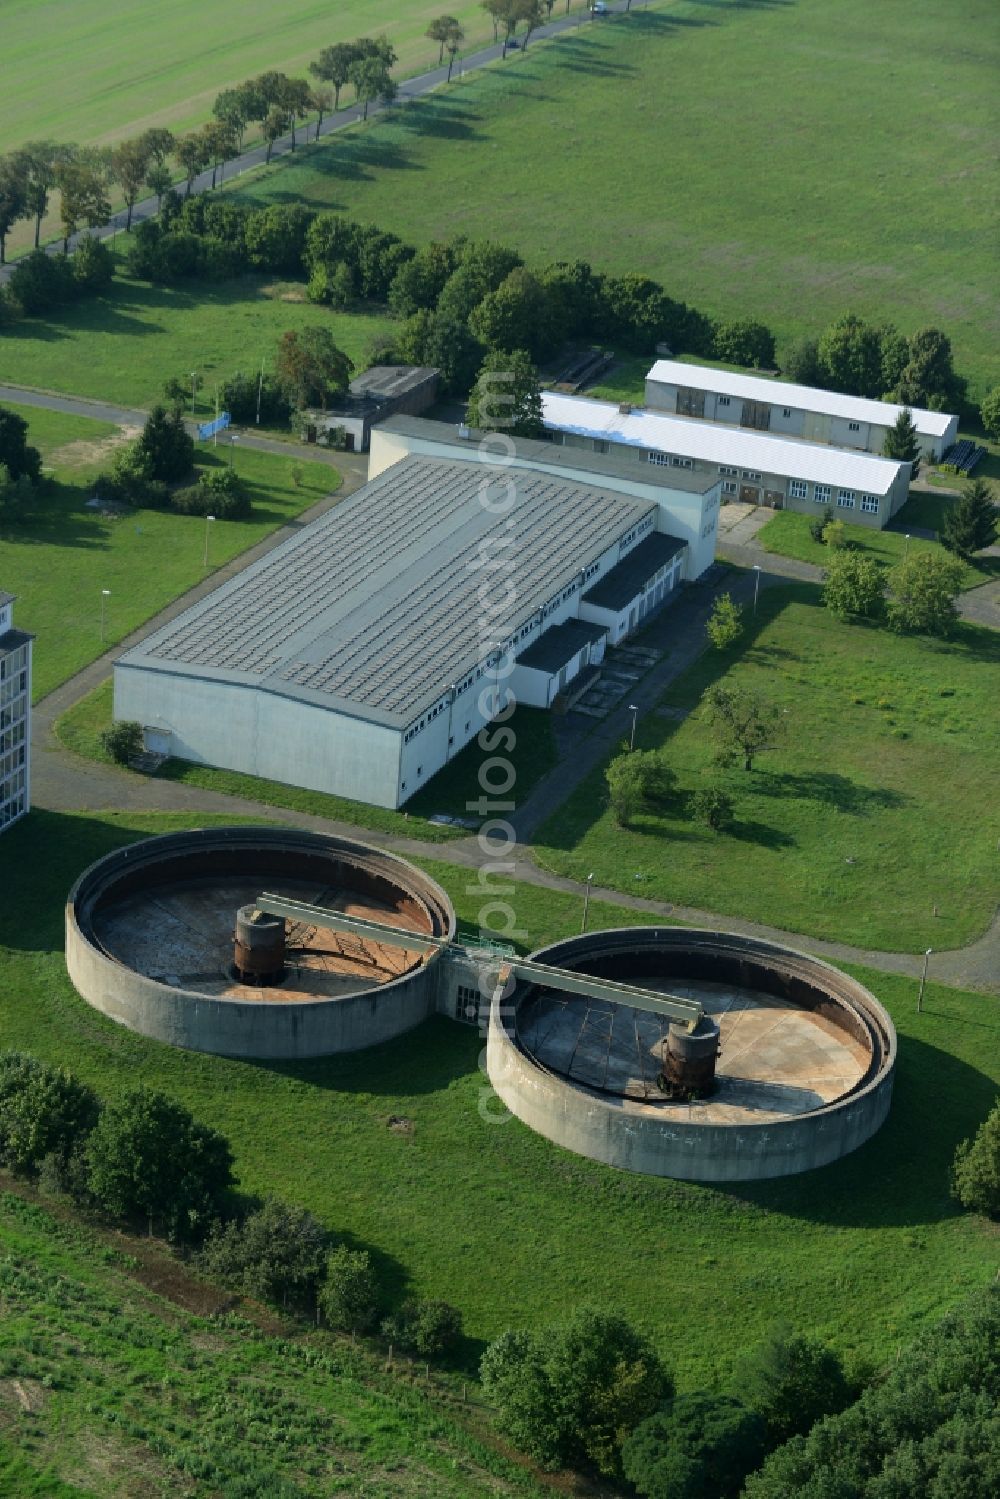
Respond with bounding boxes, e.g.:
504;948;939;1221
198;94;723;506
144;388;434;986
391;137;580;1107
0;592;32;833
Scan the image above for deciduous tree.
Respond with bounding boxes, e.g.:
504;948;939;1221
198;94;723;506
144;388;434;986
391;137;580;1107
896;326;964;409
817;313;884;398
275;327;353;409
54;149;111;253
0;151;30;265
86;1086;234;1239
736;1322;852;1445
706;592;743;649
713;318;776;369
605;748;675;827
427;15;462;63
951;1100;1000;1217
110;136;151;230
466;348;543;436
822;550;885;621
199;1197;329;1310
705;685;784;772
0;1052;100;1175
20;140;66;248
175;132;209;197
980;386;1000;444
0;406;42;483
481;1307;671;1476
348;56;397;120
622;1395;768;1499
319;1245;380;1332
886;550;964;636
309;43;358;111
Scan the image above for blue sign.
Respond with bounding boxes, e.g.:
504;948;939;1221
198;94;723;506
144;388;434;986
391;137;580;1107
197;412;231;440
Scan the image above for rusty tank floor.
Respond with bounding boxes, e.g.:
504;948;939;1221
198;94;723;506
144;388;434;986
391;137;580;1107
517;979;871;1123
92;878;431;1003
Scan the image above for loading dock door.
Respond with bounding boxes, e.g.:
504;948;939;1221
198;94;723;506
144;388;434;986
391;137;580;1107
739;484;761;504
740;400;771;431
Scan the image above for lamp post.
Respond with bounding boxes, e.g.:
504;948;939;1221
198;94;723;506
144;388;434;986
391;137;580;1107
190;372;198;418
581;873;594;933
203;514;216;568
917;948;932;1013
752;563;762;616
628;703;639;751
229;432;240;468
100;588;110;643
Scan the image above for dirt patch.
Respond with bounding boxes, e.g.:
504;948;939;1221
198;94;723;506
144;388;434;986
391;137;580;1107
49;423;142;472
260;280;307;303
387;1115;415;1135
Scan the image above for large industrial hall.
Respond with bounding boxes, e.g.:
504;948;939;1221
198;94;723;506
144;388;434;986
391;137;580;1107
114;419;722;809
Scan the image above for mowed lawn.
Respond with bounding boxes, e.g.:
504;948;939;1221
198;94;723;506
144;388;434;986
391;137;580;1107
1;808;998;1394
755;495;1000;589
0;0;502;152
0;403;338;698
232;0;1000;397
0;270;392;408
535;584;1000;952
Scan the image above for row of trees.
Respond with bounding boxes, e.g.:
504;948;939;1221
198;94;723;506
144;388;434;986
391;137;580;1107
0;1047;461;1355
786;312;966;412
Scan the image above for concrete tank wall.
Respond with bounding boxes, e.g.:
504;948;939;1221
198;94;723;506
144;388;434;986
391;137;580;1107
66;827;455;1061
487;927;896;1183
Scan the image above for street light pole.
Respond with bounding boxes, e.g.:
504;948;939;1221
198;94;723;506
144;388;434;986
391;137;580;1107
100;588;110;643
203;514;216;568
628;703;638;751
581;873;594;933
904;534;911;561
190;372;198;418
230;433;240;468
752;564;762;616
917;948;932;1013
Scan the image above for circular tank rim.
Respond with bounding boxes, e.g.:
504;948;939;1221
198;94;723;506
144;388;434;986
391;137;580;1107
487;927;897;1182
499;925;896;1126
66;824;456;1012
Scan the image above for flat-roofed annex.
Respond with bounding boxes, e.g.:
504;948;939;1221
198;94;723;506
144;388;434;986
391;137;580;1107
117;455;654;730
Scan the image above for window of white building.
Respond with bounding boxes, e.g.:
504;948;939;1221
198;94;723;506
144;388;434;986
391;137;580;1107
789;480;808;499
838;490;856;508
861;494;880;514
813;484;832;504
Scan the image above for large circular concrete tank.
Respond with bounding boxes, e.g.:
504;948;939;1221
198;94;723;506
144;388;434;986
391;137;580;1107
66;827;455;1060
487;927;896;1182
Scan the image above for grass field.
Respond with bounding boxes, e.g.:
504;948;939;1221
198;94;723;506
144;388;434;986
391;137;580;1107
229;0;1000;398
0;1192;545;1497
0;270;392;409
535;583;1000;951
0;807;998;1400
0;403;337;699
56;680;558;844
755;497;1000;589
0;0;506;152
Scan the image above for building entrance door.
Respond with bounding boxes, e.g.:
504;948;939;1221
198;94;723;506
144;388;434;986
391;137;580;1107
739;484;761;504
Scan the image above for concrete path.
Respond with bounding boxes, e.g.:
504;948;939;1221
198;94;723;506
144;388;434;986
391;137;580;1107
0;3;628;276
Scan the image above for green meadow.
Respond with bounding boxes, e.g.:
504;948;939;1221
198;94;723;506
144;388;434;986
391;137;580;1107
0;808;997;1400
230;0;1000;397
0;403;337;699
535;583;1000;952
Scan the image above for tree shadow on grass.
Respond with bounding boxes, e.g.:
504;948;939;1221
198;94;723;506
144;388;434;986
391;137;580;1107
751;769;910;817
717;1032;997;1230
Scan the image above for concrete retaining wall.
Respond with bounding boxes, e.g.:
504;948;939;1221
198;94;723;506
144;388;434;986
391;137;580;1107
66;827;455;1060
487;928;896;1182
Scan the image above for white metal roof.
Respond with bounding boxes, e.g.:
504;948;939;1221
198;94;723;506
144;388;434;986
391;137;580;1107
646;359;955;438
542;392;907;495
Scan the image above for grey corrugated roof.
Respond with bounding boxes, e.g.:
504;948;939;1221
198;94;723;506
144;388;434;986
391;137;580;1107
583;533;686;612
516;618;607;675
118;455;654;730
376;415;718;496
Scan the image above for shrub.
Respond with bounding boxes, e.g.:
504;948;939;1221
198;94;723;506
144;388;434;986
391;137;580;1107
100;720;143;764
381;1298;463;1359
319;1246;380;1333
886;552;964;636
606;748;676;828
137;404;195;483
706;592;743;650
821;518;847;549
109;440;155;503
86;1086;235;1240
689;787;734;831
481;1307;671;1477
0;1052;100;1176
171;466;251;519
980;385;1000;444
199;1198;329;1311
735;1321;852;1445
622;1394;768;1499
5;249;78;314
72;234;115;293
220;371;290;428
809;505;835;543
713;318;775;369
951;1100;1000;1217
822;551;886;622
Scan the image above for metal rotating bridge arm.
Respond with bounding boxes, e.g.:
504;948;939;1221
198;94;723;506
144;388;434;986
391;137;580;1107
255;893;704;1031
